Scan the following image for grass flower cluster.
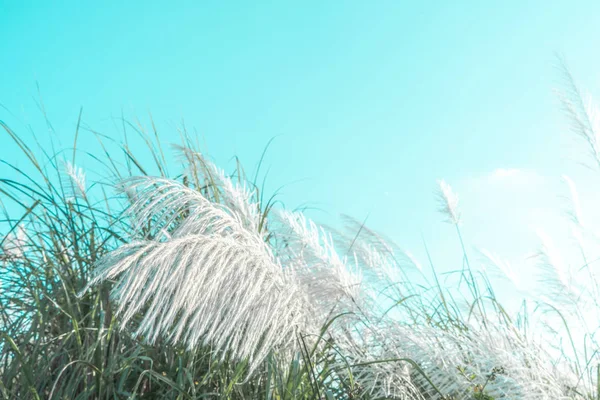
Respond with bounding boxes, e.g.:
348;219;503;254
2;69;600;399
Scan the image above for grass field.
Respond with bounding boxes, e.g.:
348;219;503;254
1;69;600;399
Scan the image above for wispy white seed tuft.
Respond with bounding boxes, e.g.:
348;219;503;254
62;161;87;201
436;179;461;225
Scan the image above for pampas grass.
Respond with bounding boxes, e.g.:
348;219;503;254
81;174;309;374
3;66;600;399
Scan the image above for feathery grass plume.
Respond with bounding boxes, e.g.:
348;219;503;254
324;214;425;305
436;179;486;319
381;320;574;399
559;175;600;301
174;145;268;234
535;228;578;302
82;175;309;373
336;214;397;256
333;309;574;399
557;57;600;171
0;225;27;262
436;179;461;225
560;175;594;279
60;160;87;202
337;214;423;274
562;174;584;228
212;165;263;233
273;210;365;322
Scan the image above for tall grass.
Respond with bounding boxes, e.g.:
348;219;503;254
2;66;600;399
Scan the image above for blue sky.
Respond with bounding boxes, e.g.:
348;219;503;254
3;1;600;302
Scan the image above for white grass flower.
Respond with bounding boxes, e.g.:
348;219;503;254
562;175;584;227
61;161;87;201
535;229;578;305
274;210;365;320
557;61;600;170
173;145;264;234
0;225;26;261
82;176;308;373
436;179;460;225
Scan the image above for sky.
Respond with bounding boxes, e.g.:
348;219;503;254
3;1;600;306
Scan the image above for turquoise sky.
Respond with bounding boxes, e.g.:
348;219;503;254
3;1;600;302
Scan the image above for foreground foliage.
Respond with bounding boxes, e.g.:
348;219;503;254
2;68;600;399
